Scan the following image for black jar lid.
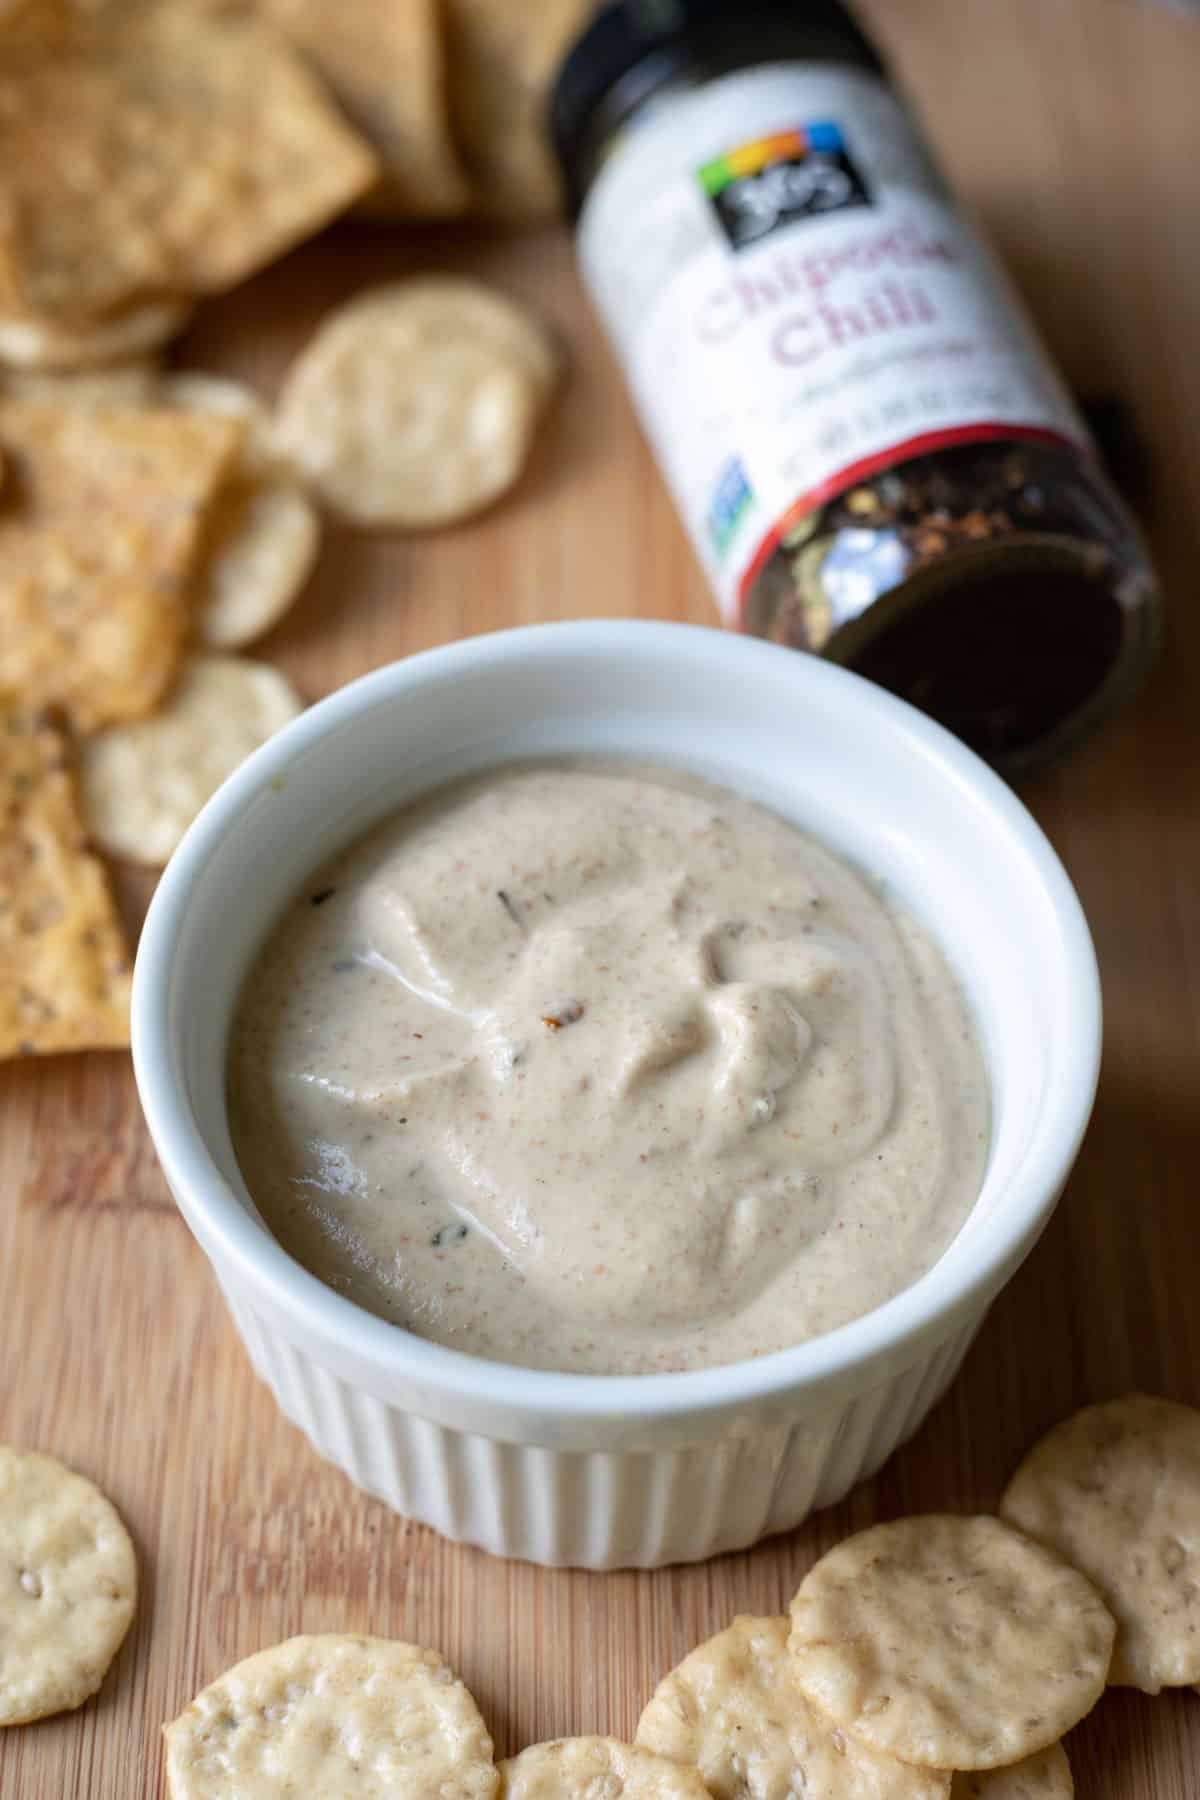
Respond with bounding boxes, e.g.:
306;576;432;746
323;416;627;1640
551;0;885;214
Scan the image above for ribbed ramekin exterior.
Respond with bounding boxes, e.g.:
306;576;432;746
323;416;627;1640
219;1284;983;1567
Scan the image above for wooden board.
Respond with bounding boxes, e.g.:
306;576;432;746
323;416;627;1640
3;0;1200;1791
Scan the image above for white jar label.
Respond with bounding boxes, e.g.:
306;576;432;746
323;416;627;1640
577;63;1090;627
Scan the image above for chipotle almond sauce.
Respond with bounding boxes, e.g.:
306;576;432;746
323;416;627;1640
228;764;988;1375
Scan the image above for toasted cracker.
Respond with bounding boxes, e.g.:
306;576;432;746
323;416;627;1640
0;401;242;732
0;300;189;372
499;1737;711;1800
261;0;470;220
788;1515;1114;1770
274;277;561;528
164;1634;498;1798
156;371;293;479
0;362;158;407
192;479;319;649
0;704;132;1055
0;8;377;326
80;652;302;866
444;0;590;221
951;1744;1073;1800
1002;1393;1200;1694
0;1447;136;1723
637;1614;949;1800
0;368;317;643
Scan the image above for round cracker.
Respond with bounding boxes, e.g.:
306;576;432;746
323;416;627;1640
0;300;190;371
80;653;303;866
274;277;562;529
951;1743;1073;1799
499;1736;711;1799
192;479;320;649
0;1446;137;1726
637;1615;949;1800
164;1634;498;1798
1001;1393;1200;1693
787;1515;1114;1771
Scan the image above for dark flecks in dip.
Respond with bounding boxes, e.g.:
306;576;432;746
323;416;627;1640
310;886;337;906
542;999;584;1032
497;888;526;930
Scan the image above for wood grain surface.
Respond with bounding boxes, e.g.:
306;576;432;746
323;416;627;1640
4;0;1200;1793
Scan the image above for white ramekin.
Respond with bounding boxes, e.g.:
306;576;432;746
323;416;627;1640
132;621;1100;1568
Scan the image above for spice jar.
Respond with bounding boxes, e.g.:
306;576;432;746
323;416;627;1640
551;0;1161;773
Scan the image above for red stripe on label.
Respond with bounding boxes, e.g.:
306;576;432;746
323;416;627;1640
734;422;1089;623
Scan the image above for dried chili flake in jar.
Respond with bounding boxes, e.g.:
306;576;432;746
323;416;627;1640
552;0;1161;774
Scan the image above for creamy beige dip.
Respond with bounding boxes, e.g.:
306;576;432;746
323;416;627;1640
228;763;988;1375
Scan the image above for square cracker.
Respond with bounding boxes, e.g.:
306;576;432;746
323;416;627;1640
443;0;591;221
0;7;378;325
0;702;132;1055
261;0;471;219
0;401;243;732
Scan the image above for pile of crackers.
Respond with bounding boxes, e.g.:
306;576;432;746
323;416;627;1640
0;0;573;1062
4;1394;1199;1793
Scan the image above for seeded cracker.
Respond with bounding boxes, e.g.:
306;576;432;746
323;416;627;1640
499;1736;713;1800
951;1744;1074;1800
274;277;562;528
0;299;190;372
0;704;132;1056
637;1615;949;1800
163;1634;499;1799
81;653;303;866
260;0;471;219
0;1446;136;1723
1002;1393;1200;1693
444;0;591;221
0;402;243;732
787;1515;1114;1770
0;7;378;326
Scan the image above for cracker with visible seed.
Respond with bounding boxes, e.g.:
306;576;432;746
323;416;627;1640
163;1634;499;1798
0;8;378;326
0;1447;136;1723
80;652;303;866
951;1744;1073;1800
260;0;471;220
444;0;590;221
637;1614;949;1800
274;277;562;529
0;402;242;732
1002;1393;1200;1694
499;1736;712;1799
0;300;190;372
787;1515;1114;1770
0;371;316;646
0;704;132;1054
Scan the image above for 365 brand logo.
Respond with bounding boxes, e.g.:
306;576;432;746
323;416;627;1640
699;122;871;251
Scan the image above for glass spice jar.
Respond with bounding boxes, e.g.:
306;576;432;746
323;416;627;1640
551;0;1162;774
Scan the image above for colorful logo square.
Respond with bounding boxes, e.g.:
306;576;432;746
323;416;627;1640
699;121;871;251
